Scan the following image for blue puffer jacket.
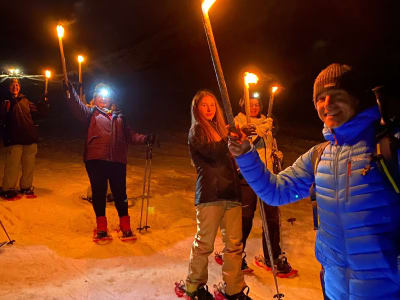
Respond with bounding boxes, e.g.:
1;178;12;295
236;106;400;300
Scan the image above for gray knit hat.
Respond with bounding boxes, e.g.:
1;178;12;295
313;63;365;105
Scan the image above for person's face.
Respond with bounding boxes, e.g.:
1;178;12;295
94;95;111;109
9;80;20;97
316;89;359;129
249;98;260;117
198;95;216;121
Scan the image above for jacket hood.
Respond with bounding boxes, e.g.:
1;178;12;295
323;105;380;145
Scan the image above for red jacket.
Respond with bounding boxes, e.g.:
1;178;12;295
67;86;146;164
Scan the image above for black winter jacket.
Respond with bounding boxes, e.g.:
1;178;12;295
188;123;241;205
0;93;47;146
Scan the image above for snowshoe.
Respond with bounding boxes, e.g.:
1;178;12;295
0;241;7;248
174;281;213;300
254;255;298;278
1;190;22;201
81;195;92;203
214;284;252;300
20;187;37;199
93;229;113;243
116;229;137;241
215;251;223;265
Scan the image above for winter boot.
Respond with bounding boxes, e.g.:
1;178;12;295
1;189;21;201
119;215;137;241
225;286;252;300
93;216;112;242
186;284;214;300
241;252;253;274
20;186;36;198
275;255;298;278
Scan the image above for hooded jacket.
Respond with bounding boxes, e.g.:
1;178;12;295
235;106;400;299
0;93;42;146
67;85;146;164
189;123;241;205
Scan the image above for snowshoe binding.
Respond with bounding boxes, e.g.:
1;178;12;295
174;281;213;300
20;187;37;199
214;284;252;300
254;255;298;278
215;251;223;265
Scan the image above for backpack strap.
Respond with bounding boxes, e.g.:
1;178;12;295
375;134;400;194
310;141;329;230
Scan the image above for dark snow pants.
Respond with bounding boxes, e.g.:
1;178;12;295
85;160;128;217
241;182;281;260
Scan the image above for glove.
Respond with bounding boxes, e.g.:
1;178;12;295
227;125;251;157
241;124;256;137
145;133;157;145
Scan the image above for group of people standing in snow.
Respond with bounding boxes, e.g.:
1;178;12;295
185;63;400;300
1;62;399;300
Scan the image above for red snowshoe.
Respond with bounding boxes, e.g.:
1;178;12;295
254;255;298;278
174;281;213;299
1;189;22;201
20;187;37;199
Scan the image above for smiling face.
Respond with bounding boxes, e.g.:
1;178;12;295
9;79;20;97
198;95;216;121
316;89;359;128
249;98;261;117
94;94;111;109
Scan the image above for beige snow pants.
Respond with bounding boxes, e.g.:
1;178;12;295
2;144;37;191
186;201;245;296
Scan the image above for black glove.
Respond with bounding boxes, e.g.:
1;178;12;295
241;124;256;137
145;133;157;145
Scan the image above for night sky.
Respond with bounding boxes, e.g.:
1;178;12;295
1;0;399;137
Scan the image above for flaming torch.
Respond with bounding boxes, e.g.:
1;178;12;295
57;25;68;85
201;0;234;126
44;70;51;101
243;72;259;124
267;86;279;117
77;55;84;100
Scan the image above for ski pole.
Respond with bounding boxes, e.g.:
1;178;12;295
0;217;15;245
258;198;284;299
137;145;149;232
143;143;153;231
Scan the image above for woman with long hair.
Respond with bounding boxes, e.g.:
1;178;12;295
184;90;251;300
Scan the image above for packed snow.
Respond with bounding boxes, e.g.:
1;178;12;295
0;130;324;299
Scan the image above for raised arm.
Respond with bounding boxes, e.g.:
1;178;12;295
235;146;316;206
65;83;93;123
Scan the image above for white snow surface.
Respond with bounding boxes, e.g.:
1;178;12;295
0;133;324;300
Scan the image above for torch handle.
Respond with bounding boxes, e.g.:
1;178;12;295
44;78;48;96
244;82;251;124
267;94;274;118
202;12;234;126
58;38;68;84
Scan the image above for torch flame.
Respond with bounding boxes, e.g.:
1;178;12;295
202;0;217;14
57;25;64;38
244;72;259;87
272;86;279;94
77;55;84;63
45;70;51;78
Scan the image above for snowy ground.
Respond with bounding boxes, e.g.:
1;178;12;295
0;130;324;300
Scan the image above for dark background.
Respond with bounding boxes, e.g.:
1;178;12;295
1;0;399;139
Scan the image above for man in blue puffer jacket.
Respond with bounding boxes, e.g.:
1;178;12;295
228;63;400;300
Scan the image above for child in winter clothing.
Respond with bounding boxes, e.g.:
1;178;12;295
65;82;154;241
185;90;251;300
0;78;48;199
234;96;295;276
